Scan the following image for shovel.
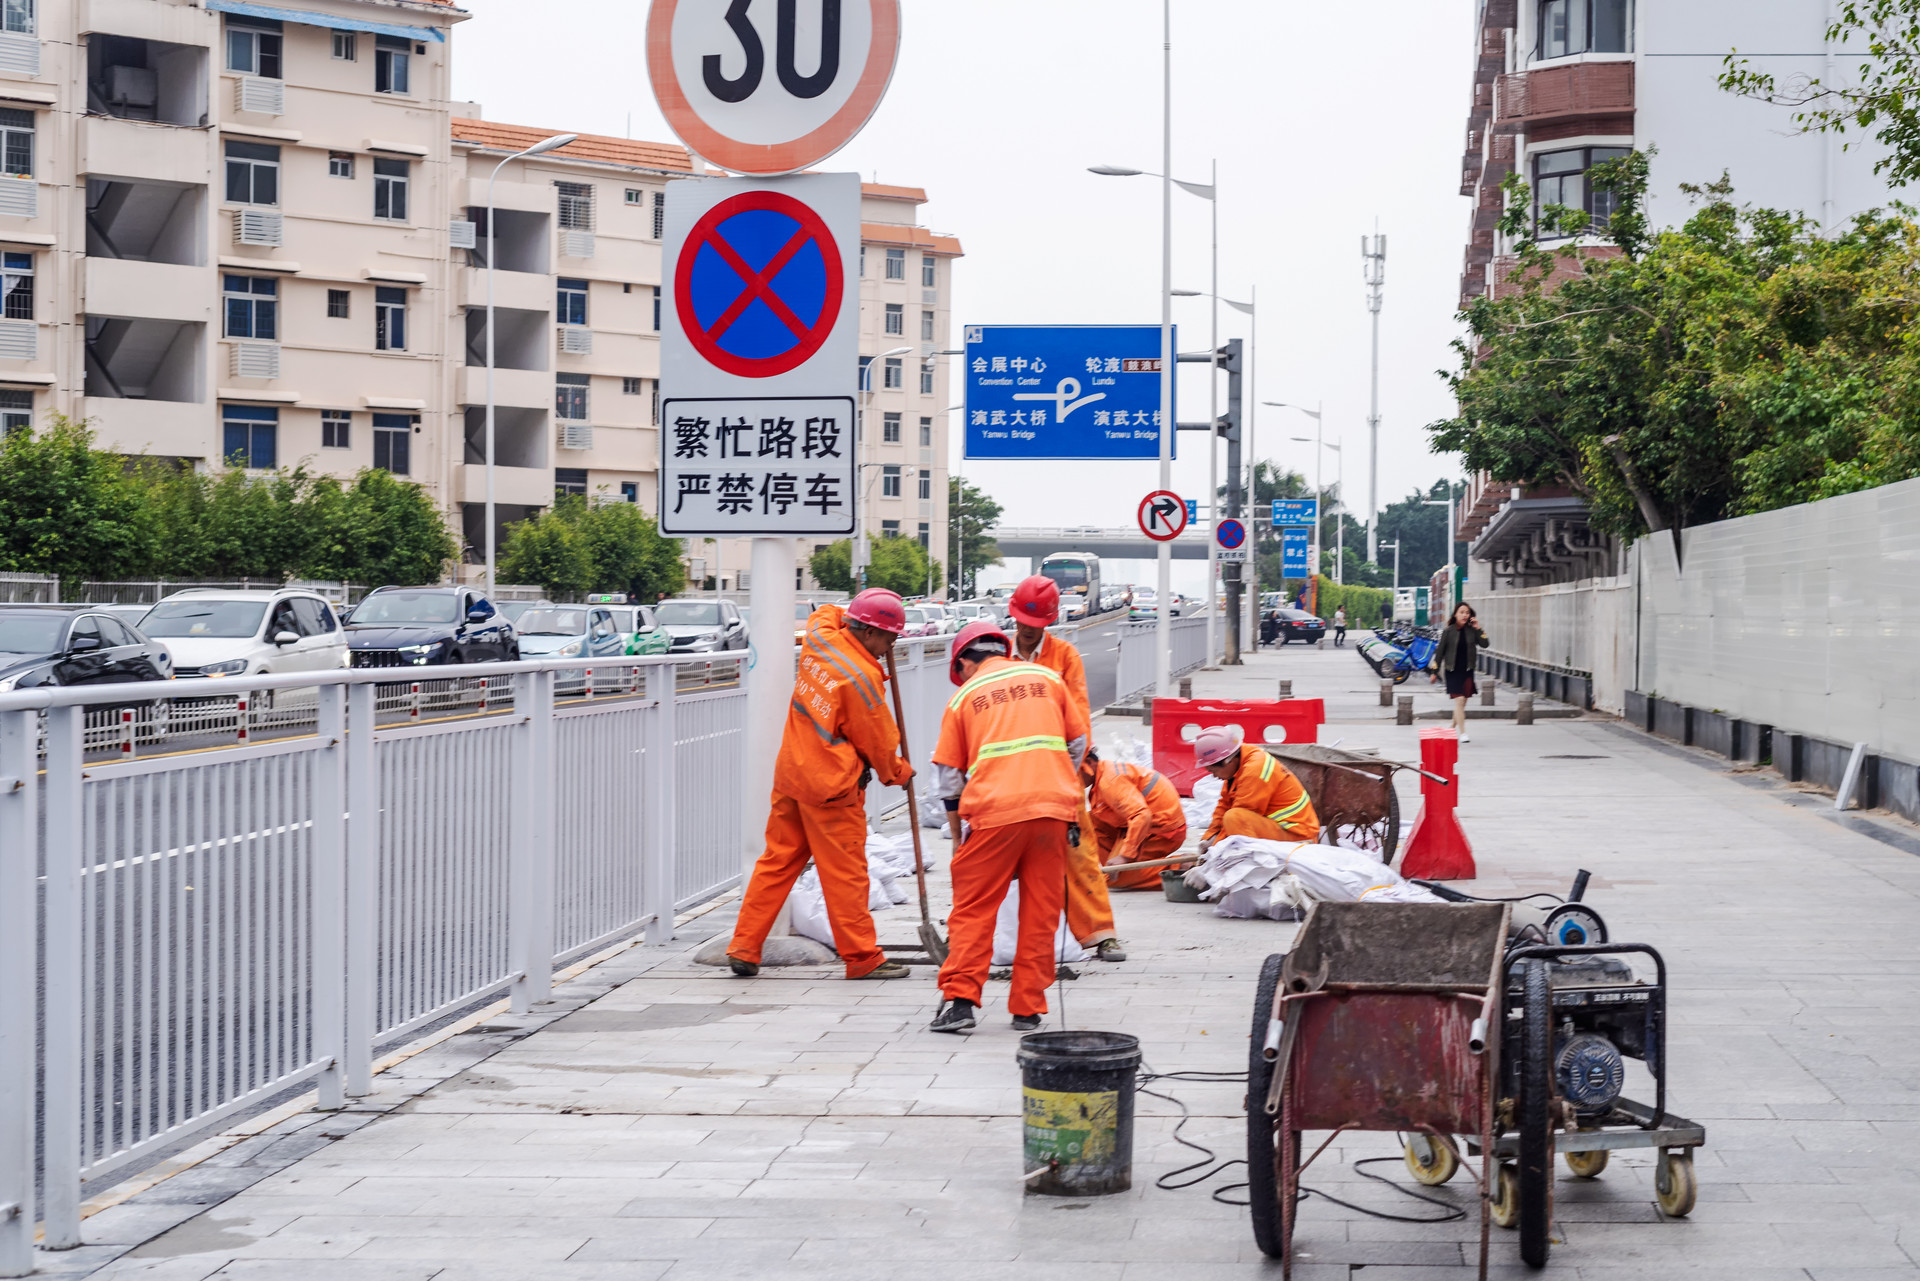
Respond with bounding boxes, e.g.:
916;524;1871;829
886;647;949;965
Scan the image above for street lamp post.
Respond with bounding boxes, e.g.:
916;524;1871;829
1381;538;1402;600
1425;487;1458;614
485;132;577;594
854;345;912;589
1326;440;1345;583
1269;400;1322;613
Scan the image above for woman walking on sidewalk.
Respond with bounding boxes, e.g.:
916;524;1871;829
1436;602;1488;742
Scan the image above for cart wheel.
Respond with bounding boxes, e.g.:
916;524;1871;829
1246;953;1286;1259
1490;1162;1519;1229
1518;958;1555;1268
1403;1133;1460;1185
1564;1146;1609;1179
1655;1151;1697;1218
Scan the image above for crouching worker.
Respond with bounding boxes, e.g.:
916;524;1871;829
1083;750;1189;890
1194;728;1320;855
928;622;1091;1033
728;590;915;981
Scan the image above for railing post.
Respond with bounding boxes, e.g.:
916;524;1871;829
344;682;377;1097
510;669;556;1010
0;708;39;1277
646;662;678;944
40;708;84;1249
311;685;347;1110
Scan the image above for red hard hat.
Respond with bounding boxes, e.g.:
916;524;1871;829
948;620;1011;685
845;588;906;636
1194;727;1242;769
1008;575;1061;628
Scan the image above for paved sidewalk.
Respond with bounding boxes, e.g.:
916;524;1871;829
52;644;1920;1279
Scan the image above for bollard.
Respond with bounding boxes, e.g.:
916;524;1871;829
1401;728;1475;879
1380;679;1394;708
1178;677;1192;700
1517;693;1535;726
1396;695;1413;726
1480;677;1496;707
1140;699;1153;728
1278;680;1292;700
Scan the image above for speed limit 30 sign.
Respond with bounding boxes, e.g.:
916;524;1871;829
646;0;901;175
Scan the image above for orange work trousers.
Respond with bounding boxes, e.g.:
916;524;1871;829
729;791;885;979
937;817;1068;1017
1064;802;1117;945
1217;807;1321;844
1094;820;1188;891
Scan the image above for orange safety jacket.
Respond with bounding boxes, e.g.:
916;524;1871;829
1087;761;1188;861
933;656;1091;831
1203;748;1318;843
1014;631;1091;722
771;605;910;808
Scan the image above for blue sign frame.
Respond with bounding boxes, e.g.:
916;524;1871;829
1272;498;1318;526
1281;528;1311;576
963;324;1176;460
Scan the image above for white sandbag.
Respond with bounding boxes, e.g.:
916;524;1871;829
789;868;836;948
866;829;935;876
1213;877;1306;921
1182;773;1223;831
1105;731;1153;769
917;785;948;829
990;881;1088;966
1189;836;1443;907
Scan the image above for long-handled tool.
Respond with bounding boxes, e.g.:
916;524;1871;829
886;648;948;964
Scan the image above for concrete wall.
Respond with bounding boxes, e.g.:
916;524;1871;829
1470;575;1634;713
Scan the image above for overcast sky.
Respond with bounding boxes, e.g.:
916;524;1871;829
452;0;1475;590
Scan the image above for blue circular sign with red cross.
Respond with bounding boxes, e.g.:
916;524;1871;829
675;190;844;378
1216;517;1247;550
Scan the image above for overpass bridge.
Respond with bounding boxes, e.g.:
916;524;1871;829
986;523;1228;568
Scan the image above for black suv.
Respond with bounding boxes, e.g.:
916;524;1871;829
345;587;517;669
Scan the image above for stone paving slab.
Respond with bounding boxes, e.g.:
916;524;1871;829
39;643;1920;1277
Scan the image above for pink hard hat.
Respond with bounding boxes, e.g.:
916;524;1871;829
845;588;906;635
949;620;1011;685
1194;727;1242;769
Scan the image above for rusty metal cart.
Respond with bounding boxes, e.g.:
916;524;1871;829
1264;743;1402;861
1247;901;1510;1279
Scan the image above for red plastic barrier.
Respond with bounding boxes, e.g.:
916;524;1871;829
1150;698;1325;796
1399;727;1475;880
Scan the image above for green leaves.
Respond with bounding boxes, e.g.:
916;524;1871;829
806;535;942;598
498;495;685;600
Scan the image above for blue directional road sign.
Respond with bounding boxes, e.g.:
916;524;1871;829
1186;499;1198;524
1281;528;1311;576
962;324;1176;460
1272;498;1318;526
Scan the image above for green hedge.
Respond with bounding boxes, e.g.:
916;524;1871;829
1277;576;1393;628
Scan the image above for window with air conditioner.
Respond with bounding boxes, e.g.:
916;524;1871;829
919;363;933;395
372;412;412;474
225;141;278;205
374;34;410;94
918;417;932;448
375;286;406;350
223;274;276;339
885;248;904;280
225;20;281;77
2;0;33;36
222;404;277;468
322;409;350;448
0;108;32;179
1;251;29;321
918;469;931;501
373;158;408;221
556;181;593;231
1536;0;1632;59
885;303;903;336
1532;146;1632;238
921;310;934;341
557;277;588;326
881;464;900;498
882;412;900;443
556;372;589;421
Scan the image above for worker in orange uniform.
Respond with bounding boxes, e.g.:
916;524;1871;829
928;621;1092;1033
1083;748;1189;890
1193;728;1320;852
1007;575;1126;963
727;590;915;981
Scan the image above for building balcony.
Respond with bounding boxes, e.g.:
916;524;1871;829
83;258;210;324
456;265;552;312
459;364;549;410
457;461;551;507
81;396;210;458
79;115;212;186
1495;62;1634;136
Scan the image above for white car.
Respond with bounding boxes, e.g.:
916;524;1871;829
139;589;349;679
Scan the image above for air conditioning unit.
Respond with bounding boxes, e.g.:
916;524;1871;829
557;422;593;451
0;177;35;219
237;76;285;115
104;65;158;109
923;289;938;305
559;229;595;259
557;326;593;355
230;342;281;379
0;318;36;360
0;31;40;77
448;219;476;249
235;208;283;246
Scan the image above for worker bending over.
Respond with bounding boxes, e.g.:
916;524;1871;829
1083;749;1189;890
728;591;914;981
1008;575;1126;963
929;621;1091;1033
1194;728;1320;853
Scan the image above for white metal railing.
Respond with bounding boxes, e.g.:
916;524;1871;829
864;636;953;822
0;653;743;1265
1114;615;1210;704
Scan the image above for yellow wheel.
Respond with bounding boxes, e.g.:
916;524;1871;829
1403;1134;1460;1186
1564;1146;1609;1178
1490;1163;1519;1229
1655;1151;1697;1217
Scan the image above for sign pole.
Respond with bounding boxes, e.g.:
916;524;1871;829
1155;0;1174;701
744;537;796;903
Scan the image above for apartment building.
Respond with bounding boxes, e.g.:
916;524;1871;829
1454;0;1889;583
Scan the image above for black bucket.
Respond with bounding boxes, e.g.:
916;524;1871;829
1016;1030;1142;1196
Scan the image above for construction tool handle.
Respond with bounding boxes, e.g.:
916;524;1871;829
1098;852;1201;877
884;649;932;890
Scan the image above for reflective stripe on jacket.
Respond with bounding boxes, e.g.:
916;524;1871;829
1087;761;1189;861
771;605;908;808
1203;748;1318;843
933;656;1091;830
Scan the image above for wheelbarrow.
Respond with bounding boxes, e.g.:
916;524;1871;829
1264;743;1403;862
1247;901;1510;1278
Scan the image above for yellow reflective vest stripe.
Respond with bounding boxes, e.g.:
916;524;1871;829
967;733;1069;776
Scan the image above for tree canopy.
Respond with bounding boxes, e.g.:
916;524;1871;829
947;477;1003;598
498;495;685;600
808;535;942;598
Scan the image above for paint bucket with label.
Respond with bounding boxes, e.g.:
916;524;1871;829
1016;1030;1142;1196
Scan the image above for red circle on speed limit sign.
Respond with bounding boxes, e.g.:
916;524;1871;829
1138;490;1187;542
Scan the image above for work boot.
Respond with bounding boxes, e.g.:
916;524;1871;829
1095;939;1127;963
854;960;911;980
728;956;759;978
1011;1013;1042;1032
929;999;977;1034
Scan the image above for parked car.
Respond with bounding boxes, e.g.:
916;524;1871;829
952;601;993;627
1268;607;1328;646
606;605;670;655
497;599;552;627
899;606;942;638
0;607;172;696
654;599;748;653
919;602;958;634
509;606;626;662
345;586;517;668
140;589;348;679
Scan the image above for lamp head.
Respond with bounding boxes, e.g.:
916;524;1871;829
525;133;579;156
1088;165;1143;177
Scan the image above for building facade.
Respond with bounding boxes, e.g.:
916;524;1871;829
2;0;960;595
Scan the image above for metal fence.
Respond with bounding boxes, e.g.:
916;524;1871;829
1114;616;1211;704
0;653;744;1272
0;572;57;603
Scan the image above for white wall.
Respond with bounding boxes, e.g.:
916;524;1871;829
1471;575;1635;713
